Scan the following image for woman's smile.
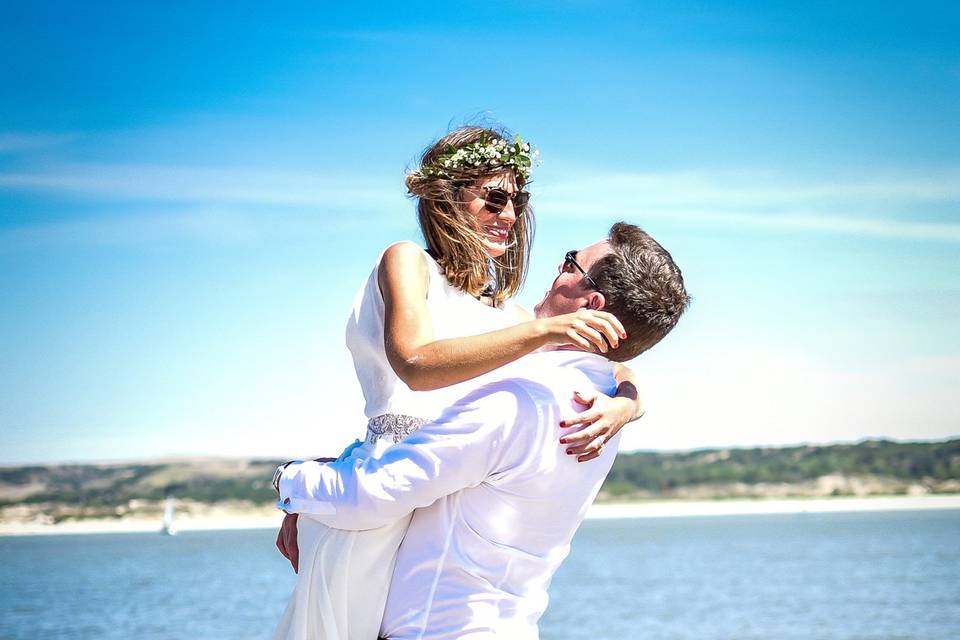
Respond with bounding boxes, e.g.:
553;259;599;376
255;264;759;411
484;224;511;241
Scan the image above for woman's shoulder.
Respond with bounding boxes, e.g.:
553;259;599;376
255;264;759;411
381;240;427;260
508;302;535;322
377;241;434;290
379;240;431;271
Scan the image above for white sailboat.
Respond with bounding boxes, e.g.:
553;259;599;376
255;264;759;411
161;496;177;536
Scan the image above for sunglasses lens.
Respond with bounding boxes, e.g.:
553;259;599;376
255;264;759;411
484;189;509;212
513;191;530;212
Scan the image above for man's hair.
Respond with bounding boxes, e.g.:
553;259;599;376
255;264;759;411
589;222;690;361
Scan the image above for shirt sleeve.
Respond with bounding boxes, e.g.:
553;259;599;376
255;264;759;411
277;382;531;530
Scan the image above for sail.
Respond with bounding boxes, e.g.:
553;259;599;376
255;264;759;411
161;496;177;535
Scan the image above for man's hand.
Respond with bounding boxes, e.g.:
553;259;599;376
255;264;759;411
276;513;299;573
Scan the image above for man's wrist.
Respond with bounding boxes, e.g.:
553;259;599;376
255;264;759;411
272;461;297;495
613;382;642;421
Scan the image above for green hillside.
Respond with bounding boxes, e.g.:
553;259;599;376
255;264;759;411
1;439;958;514
0;459;283;508
602;438;960;498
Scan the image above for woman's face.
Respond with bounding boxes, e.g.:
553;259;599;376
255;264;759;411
461;170;522;258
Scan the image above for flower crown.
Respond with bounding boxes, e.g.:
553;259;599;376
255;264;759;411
416;134;541;181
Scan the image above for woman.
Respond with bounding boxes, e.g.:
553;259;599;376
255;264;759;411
274;125;642;639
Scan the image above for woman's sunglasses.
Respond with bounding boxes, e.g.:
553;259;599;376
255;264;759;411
477;187;530;215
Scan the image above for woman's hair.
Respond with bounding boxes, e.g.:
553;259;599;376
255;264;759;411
405;126;535;302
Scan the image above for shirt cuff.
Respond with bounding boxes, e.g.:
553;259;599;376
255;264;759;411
276;461;337;516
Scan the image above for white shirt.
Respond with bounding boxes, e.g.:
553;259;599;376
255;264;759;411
278;351;620;640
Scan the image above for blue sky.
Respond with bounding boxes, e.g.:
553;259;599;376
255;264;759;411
1;2;958;463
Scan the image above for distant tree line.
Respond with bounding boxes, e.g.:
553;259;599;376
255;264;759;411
0;460;283;508
1;439;958;508
601;439;960;496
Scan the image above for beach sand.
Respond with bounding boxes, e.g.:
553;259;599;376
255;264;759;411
586;494;960;519
2;494;958;536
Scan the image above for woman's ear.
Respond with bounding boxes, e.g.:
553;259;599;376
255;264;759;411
586;292;606;311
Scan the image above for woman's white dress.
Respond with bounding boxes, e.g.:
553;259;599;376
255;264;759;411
273;244;519;640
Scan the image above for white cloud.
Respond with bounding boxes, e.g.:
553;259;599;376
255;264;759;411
4;163;959;243
0;132;77;153
543;169;960;207
0;163;401;209
40;348;960;462
0;345;369;464
145;350;369;461
537;168;960;242
620;350;960;452
0;206;406;251
0;209;262;248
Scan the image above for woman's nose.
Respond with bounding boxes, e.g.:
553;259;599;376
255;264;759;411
498;200;516;224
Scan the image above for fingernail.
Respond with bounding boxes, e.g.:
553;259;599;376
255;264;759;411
566;449;573;455
559;421;566;427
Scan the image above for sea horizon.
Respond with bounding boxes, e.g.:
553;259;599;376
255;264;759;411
4;493;958;537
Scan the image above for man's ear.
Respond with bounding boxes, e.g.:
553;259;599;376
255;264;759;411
586;292;606;311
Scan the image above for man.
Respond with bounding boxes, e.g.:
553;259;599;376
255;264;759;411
276;222;690;639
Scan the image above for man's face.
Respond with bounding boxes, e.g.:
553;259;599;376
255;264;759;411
534;240;612;318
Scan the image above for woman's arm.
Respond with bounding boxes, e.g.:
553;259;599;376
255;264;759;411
559;362;645;462
379;242;626;391
512;302;644;463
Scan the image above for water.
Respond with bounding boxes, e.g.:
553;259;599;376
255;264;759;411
1;510;958;639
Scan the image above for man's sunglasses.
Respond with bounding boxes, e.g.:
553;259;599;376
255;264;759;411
477;187;530;215
563;250;604;295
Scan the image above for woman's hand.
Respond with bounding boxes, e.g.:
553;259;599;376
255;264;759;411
560;387;643;462
535;309;627;353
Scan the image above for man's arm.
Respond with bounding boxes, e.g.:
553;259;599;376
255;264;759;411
277;383;531;530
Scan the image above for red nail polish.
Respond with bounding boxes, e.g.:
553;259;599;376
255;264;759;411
566;449;573;455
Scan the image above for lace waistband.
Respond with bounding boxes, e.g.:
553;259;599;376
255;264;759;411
364;413;427;445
